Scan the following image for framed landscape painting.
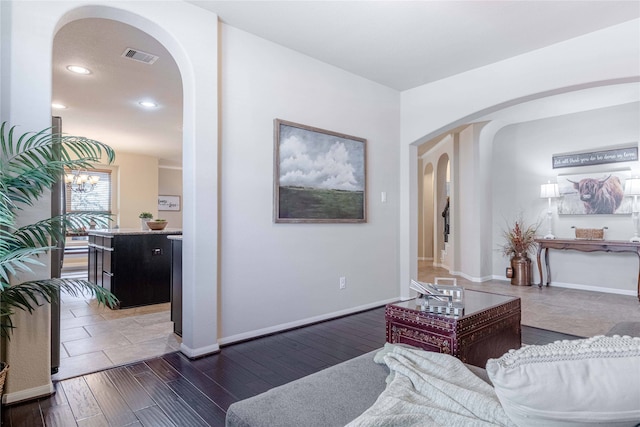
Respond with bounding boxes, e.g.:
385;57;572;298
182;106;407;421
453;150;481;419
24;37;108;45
274;119;366;223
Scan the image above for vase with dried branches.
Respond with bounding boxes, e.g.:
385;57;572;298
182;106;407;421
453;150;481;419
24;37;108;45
501;217;539;286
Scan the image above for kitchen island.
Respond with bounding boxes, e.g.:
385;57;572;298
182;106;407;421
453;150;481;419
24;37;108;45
88;228;182;309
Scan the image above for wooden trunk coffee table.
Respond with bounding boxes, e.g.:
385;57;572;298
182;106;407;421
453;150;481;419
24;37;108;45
385;290;521;367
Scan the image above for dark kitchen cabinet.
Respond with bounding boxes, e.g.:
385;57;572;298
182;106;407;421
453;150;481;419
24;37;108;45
170;236;182;336
88;241;97;284
88;230;181;309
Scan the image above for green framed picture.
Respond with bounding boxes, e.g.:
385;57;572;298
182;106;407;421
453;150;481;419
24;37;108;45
274;119;366;223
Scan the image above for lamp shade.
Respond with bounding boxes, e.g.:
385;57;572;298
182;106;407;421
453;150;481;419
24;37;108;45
540;182;559;199
624;177;640;196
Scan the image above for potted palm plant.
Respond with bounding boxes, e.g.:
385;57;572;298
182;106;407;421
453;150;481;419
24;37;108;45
0;122;118;393
501;216;539;286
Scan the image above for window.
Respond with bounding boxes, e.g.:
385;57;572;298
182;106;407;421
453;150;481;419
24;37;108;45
65;169;112;213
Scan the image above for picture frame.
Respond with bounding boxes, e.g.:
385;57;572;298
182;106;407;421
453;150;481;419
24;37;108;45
158;195;181;211
274;119;366;223
557;169;631;215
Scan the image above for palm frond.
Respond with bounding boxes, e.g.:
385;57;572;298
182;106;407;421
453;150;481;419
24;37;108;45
0;278;119;337
0;121;118;336
0;246;49;286
0;122;115;208
12;212;112;249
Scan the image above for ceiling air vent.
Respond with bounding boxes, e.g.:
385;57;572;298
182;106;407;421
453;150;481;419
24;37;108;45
121;48;159;65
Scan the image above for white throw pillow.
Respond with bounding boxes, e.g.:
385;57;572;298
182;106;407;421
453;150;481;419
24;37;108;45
486;335;640;427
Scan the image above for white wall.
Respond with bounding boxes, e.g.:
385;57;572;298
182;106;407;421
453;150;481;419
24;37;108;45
401;20;640;146
92;152;179;229
158;167;183;227
114;151;159;228
219;24;400;341
456;125;484;278
418;161;434;260
492;102;640;294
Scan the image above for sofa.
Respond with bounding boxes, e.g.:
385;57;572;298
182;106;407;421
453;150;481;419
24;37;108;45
226;335;640;427
225;348;491;427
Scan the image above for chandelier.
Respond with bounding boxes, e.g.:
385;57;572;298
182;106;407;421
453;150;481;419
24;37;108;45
65;169;100;193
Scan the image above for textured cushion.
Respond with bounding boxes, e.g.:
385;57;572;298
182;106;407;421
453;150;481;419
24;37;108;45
486;335;640;427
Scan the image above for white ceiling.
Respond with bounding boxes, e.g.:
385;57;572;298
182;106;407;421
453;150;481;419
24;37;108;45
191;1;639;91
53;18;183;167
51;1;640;167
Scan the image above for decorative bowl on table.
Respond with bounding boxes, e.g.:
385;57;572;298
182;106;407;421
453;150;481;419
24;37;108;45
146;220;168;230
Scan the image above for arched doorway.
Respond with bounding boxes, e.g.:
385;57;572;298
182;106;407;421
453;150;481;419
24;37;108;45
51;2;221;358
2;2;220;403
52;16;184;378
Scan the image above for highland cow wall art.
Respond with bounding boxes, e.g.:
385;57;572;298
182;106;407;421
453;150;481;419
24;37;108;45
274;119;366;223
558;170;632;215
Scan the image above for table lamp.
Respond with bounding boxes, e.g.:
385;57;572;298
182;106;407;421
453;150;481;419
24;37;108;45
540;181;560;239
624;176;640;242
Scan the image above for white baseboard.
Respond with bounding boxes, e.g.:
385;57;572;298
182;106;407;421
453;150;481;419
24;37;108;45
180;342;220;359
451;271;494;283
540;280;636;296
489;275;636;296
219;297;400;346
3;382;54;405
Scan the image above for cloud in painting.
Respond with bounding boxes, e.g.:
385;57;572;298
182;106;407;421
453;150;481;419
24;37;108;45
279;135;362;191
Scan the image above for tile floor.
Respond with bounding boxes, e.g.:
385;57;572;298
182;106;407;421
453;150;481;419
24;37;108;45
419;262;640;338
53;291;180;381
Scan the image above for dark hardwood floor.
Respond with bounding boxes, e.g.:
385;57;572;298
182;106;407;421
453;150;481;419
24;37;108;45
1;306;580;427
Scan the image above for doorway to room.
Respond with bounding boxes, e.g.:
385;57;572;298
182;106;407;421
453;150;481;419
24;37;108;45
52;16;184;380
418;148;452;273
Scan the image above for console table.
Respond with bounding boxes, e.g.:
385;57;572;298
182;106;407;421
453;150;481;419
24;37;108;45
535;238;640;301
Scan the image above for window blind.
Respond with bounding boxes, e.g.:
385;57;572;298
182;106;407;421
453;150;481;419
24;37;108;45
65;169;112;213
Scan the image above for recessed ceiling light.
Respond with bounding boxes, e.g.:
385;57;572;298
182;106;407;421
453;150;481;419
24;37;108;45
66;65;91;75
52;103;67;109
138;101;158;108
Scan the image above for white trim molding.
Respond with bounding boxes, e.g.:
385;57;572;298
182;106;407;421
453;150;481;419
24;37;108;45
218;298;399;346
3;382;54;405
180;343;221;359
